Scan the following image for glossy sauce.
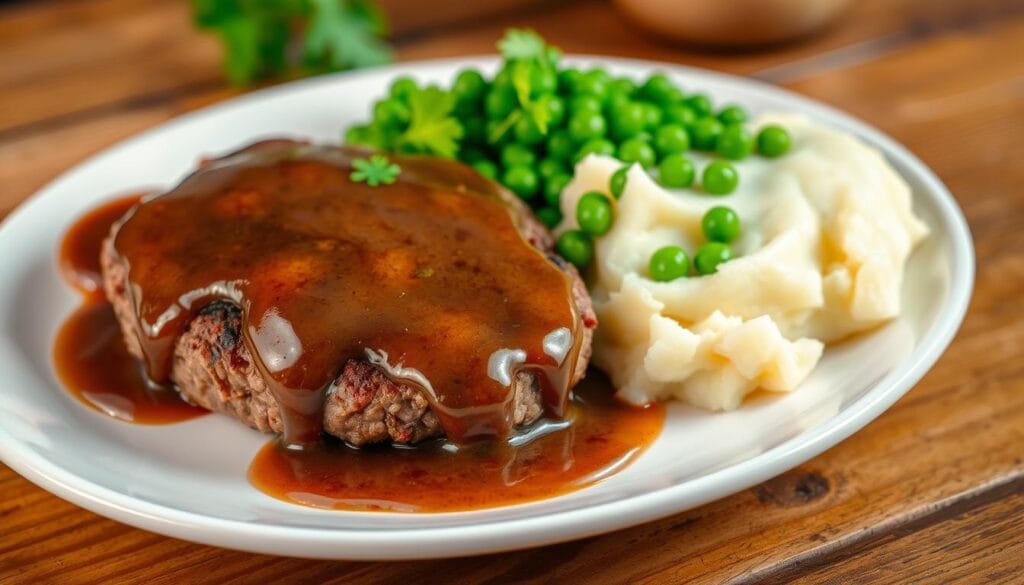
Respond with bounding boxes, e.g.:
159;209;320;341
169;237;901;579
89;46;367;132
248;372;663;512
54;196;207;423
108;141;583;445
53;150;665;513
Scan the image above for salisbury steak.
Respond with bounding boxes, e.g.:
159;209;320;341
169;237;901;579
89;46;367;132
100;150;596;446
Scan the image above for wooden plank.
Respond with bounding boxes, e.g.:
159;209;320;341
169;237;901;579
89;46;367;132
1;0;1018;139
0;0;222;136
785;479;1024;584
1;13;1023;583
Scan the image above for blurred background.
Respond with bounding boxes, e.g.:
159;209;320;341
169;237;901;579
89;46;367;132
1;0;1019;215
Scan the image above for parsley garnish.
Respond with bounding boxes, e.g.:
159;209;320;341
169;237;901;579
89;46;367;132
497;28;548;61
396;87;464;158
351;155;401;186
489;28;559;142
191;0;392;86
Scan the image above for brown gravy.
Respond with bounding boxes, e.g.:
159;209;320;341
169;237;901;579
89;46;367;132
54;195;207;424
52;147;665;512
108;141;582;445
248;372;663;512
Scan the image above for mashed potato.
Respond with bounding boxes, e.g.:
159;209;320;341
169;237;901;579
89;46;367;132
557;114;928;410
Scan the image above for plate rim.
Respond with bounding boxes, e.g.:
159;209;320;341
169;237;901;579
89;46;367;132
0;54;975;560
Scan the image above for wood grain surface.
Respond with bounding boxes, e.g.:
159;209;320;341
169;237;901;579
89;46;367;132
1;0;1023;583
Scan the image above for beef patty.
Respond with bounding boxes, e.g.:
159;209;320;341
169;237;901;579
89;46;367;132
100;167;596;446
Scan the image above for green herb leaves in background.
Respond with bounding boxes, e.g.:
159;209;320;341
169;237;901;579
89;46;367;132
192;0;391;86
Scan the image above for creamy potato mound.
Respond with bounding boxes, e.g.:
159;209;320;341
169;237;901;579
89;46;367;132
557;114;929;410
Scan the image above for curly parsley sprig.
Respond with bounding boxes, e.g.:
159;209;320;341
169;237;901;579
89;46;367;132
345;86;465;159
351;154;401;186
488;29;559;142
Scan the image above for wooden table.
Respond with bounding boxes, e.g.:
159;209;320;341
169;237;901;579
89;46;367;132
1;0;1022;582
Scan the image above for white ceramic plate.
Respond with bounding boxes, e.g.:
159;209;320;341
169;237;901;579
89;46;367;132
0;56;973;560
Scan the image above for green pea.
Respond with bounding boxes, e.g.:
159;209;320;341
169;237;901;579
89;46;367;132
691;117;724;150
544;172;572;207
641;103;663;129
665;103;698;128
501;143;535;168
538;158;566;180
471;159;498;181
558;68;583;94
602;78;634;105
452;69;487;104
574;70;608;97
607;77;637;100
640;73;681;105
694;242;733;275
568;111;607;143
344;124;371;146
536;206;563;229
530;65;558;97
632;130;654;143
389;76;419;103
618;137;656;169
717;104;748;126
649;246;690;281
587;68;612;84
460;147;487;163
576;191;614;236
570;94;603;115
367;125;396;150
514;115;545;145
485;87;517;120
486;119;513;148
461;115;487;145
557;230;594;268
684;93;713;117
608;78;636;106
658;153;695;188
716;125;754;160
492;65;514;91
609;166;630;199
395;141;424;155
540;94;566;127
373;98;410;129
604;91;631;113
453;100;484;124
654;124;690;157
758;125;792;157
546;130;575;162
575;138;616;163
702;161;739;195
702;205;741;243
503;166;539;199
610;101;646;141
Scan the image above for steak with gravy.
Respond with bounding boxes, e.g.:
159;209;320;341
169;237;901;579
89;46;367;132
101;140;596;446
